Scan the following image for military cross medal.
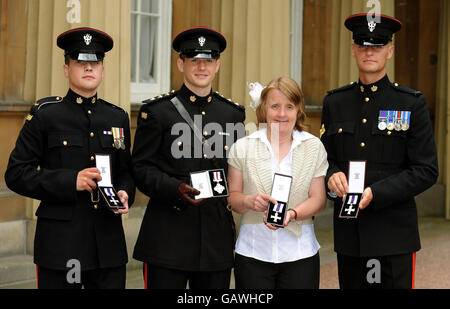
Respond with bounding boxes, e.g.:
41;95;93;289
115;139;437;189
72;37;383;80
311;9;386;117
266;173;293;227
339;161;366;219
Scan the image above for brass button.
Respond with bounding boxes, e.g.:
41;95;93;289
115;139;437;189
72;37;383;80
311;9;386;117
394;83;399;87
387;131;392;135
90;156;95;161
203;131;208;137
88;110;92;115
338;128;343;133
177;141;182;147
94;204;98;209
90;132;94;138
203;154;208;159
365;97;370;103
202;111;206;116
63;141;68;146
360;142;366;148
224;145;229;151
362;119;367;124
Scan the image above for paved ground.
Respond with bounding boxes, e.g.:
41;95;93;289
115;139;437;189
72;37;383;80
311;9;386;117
2;216;449;289
318;216;450;289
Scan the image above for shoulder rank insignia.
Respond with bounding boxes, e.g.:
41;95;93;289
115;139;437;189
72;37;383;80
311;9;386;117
327;82;357;95
390;82;422;97
213;91;245;112
142;90;176;104
30;96;63;115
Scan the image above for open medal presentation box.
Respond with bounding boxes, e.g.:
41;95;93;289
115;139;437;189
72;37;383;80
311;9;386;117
339;161;366;219
190;169;229;199
95;154;125;210
266;173;293;228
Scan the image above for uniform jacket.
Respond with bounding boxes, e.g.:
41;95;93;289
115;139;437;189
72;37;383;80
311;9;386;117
132;84;245;271
5;89;135;270
320;75;438;257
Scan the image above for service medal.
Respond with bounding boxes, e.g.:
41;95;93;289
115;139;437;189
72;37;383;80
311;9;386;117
378;110;387;130
378;122;387;130
386;111;395;131
112;127;125;150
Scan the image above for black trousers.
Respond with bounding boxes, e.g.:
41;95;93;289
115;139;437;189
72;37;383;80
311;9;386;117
36;265;126;289
337;253;416;289
234;253;320;289
143;263;231;289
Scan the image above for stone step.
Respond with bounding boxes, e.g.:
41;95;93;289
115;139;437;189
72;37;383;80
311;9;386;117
0;255;35;287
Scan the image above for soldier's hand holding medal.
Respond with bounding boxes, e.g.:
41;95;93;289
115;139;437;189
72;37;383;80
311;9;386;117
116;190;130;214
76;167;102;192
177;183;206;207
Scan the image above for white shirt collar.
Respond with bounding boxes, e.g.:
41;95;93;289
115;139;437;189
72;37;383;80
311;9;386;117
248;128;315;150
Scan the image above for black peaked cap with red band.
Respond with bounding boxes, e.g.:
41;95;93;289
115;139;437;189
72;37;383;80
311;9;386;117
172;27;226;59
57;27;114;61
345;13;402;46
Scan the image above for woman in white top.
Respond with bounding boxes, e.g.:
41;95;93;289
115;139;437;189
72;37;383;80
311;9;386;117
227;77;328;289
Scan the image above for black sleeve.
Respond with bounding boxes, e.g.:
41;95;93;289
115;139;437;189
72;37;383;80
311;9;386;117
115;111;136;207
131;105;182;205
5;113;78;202
320;95;342;201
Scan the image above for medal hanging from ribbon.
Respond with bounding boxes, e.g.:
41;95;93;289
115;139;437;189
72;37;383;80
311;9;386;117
378;110;387;130
112;127;126;150
212;171;225;194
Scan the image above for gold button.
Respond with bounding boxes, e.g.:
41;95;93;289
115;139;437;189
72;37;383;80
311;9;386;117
394;83;399;87
90;132;94;138
362;119;367;124
365;97;370;102
202;111;206;116
360;86;364;93
203;131;208;136
90;156;95;161
224;145;229;151
203;154;208;159
88;110;92;115
177;141;182;147
360;142;366;148
91;98;96;104
63;141;68;146
387;131;392;135
338;128;343;133
94;204;98;209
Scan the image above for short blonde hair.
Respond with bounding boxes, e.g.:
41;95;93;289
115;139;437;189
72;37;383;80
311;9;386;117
256;77;306;132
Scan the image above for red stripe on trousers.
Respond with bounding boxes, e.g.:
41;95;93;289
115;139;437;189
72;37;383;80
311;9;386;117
144;263;148;289
412;252;416;289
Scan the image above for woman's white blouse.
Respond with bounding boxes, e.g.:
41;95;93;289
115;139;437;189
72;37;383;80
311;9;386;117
234;129;321;263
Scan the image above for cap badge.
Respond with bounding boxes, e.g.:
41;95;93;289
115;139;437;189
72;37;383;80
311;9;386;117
198;36;206;47
84;33;92;46
368;21;376;33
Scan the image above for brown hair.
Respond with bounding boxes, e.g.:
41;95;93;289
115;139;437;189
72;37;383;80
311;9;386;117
256;77;306;132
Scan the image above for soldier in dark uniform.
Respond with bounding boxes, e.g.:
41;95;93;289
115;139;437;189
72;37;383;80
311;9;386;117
5;27;135;289
320;14;438;288
132;27;245;289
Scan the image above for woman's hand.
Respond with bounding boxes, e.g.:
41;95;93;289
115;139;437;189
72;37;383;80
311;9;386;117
245;193;278;212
